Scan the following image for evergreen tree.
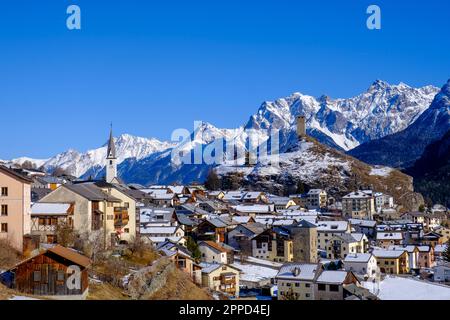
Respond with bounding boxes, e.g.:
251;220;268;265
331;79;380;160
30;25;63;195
186;236;201;261
205;169;221;191
296;181;305;194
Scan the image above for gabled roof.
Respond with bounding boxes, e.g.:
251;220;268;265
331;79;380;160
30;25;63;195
0;165;33;184
64;183;121;202
31;203;72;216
297;220;317;228
276;263;321;281
47;245;91;268
344;253;373;263
199;241;232;253
316;271;350;285
372;249;407;259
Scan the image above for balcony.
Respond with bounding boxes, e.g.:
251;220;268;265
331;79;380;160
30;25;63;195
114;208;129;227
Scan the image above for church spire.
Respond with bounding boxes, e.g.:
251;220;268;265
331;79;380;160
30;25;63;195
106;124;118;183
107;123;116;159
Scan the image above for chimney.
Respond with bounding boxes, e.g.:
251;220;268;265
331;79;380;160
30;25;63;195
297;116;306;139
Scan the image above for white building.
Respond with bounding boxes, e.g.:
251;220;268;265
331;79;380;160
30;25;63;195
344;253;378;277
306;189;327;210
316;221;350;250
342;191;376;219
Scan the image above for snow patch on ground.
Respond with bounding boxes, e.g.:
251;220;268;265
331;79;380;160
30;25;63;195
370;166;393;177
363;276;450;300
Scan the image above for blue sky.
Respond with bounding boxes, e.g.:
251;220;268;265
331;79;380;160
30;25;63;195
0;0;449;159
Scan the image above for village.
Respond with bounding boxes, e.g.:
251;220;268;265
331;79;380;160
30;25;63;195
0;126;450;301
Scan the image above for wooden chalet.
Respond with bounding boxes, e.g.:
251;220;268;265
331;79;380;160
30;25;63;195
0;245;91;298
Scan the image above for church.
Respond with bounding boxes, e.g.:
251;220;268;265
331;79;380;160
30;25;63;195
106;126;121;184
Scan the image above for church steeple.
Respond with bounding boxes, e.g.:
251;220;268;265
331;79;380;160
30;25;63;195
106;124;118;183
107;124;117;159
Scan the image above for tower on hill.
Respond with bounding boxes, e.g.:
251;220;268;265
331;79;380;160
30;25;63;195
297;115;306;139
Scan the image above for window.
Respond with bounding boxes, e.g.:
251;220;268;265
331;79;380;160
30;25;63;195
124;228;129;233
305;293;310;298
305;283;311;288
1;205;7;216
1;223;7;233
57;270;65;281
1;187;7;196
33;271;41;282
318;284;326;291
329;285;339;292
295;283;300;287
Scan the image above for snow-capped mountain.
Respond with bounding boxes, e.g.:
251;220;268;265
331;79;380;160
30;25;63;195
4;80;441;186
245;80;439;151
349;79;450;168
5;134;175;178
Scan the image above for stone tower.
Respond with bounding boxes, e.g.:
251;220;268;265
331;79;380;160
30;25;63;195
290;220;318;263
106;125;117;183
297;115;306;138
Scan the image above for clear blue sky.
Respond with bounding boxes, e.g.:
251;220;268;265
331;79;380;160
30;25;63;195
0;0;449;159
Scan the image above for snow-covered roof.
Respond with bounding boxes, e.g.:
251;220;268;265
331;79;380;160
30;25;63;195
343;191;372;199
349;218;377;228
147;236;183;244
316;271;349;284
231;261;277;283
140;226;179;235
376;232;403;240
232;216;253;224
307;189;325;195
372;249;407;259
388;245;418;253
316;221;349;232
31;203;71;215
233;204;274;214
344;253;373;263
276;263;320;281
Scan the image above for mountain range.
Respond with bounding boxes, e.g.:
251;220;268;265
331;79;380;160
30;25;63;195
1;80;448;197
349;80;450;168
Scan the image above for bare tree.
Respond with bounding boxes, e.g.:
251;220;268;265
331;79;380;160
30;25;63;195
55;221;78;247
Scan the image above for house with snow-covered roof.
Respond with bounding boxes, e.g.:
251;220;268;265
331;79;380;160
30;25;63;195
326;233;368;260
275;263;321;300
314;270;360;300
342;191;376;220
200;263;241;298
316;221;350;250
343;253;377;277
376;231;404;248
198;241;235;264
252;227;293;263
30;202;74;244
388;245;420;270
372;249;409;274
306;189;328;210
